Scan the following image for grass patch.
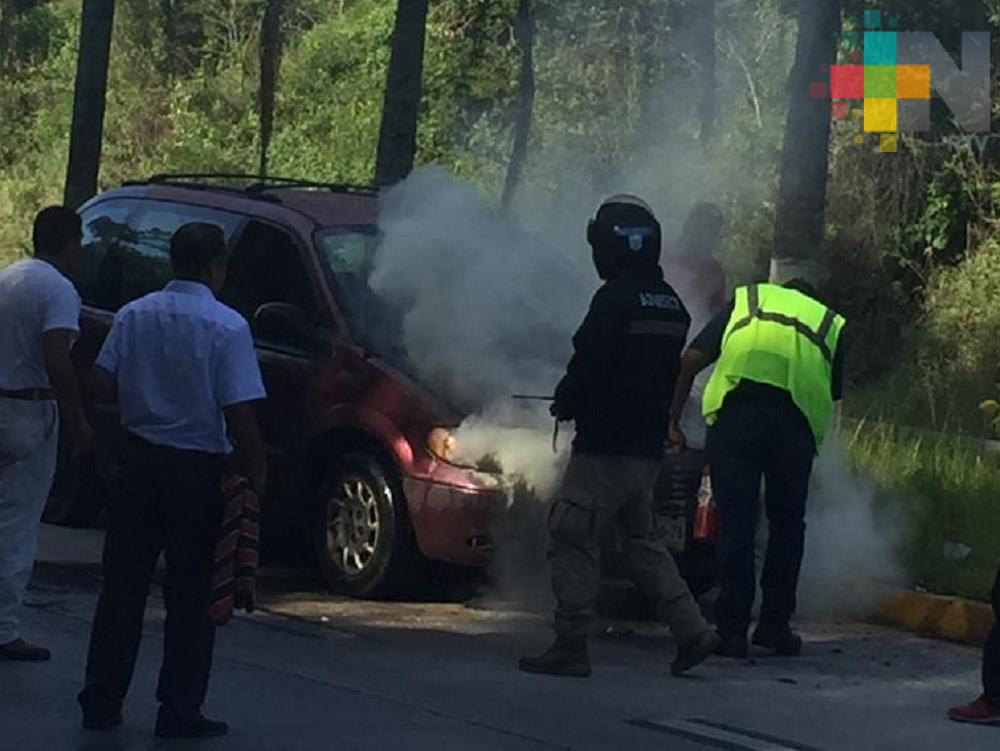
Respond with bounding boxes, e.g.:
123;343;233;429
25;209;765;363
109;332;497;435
847;420;1000;602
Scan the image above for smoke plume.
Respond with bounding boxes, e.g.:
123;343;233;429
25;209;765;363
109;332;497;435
798;436;907;620
371;166;905;622
370;166;592;413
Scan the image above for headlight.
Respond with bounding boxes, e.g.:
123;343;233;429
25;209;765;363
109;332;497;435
427;427;458;462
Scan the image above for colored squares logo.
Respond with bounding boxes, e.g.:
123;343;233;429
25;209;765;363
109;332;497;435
830;65;863;98
897;65;930;99
864;32;897;65
865;66;896;98
829;63;929;105
819;10;962;153
865;99;897;132
864;9;898;30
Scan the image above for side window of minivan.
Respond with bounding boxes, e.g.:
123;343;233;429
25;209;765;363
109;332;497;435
79;199;241;311
77;199;141;309
220;219;319;347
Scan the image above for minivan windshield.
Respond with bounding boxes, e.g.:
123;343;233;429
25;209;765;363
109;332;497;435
315;227;409;370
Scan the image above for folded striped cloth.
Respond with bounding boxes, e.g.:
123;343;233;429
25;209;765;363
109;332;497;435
210;475;260;625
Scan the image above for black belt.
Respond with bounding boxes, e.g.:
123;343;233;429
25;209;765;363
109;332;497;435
126;431;225;460
0;387;55;401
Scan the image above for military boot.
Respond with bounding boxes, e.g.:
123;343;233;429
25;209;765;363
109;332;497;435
519;636;591;677
671;629;722;676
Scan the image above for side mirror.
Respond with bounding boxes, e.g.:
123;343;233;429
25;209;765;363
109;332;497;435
252;303;331;356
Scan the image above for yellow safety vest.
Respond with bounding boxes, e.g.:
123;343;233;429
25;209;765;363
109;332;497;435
702;283;845;445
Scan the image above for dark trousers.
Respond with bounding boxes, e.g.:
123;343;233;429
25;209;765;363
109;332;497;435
707;396;816;637
984;567;1000;703
79;435;224;720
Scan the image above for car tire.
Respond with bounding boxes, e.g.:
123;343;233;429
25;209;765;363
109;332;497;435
311;452;422;599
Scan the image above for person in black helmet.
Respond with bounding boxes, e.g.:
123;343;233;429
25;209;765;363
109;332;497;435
519;195;720;679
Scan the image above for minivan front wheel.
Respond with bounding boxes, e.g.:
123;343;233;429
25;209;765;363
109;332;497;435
311;453;421;598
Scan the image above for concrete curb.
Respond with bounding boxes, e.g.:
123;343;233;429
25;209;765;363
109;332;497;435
875;590;995;647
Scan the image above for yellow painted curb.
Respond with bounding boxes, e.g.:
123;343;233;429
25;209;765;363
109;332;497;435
876;591;995;647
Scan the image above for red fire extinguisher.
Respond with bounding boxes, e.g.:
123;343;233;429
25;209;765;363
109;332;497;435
692;467;719;544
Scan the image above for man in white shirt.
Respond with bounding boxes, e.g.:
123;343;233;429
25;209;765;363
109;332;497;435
77;223;267;739
0;207;91;662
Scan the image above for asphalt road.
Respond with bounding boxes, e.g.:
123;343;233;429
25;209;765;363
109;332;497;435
1;530;997;751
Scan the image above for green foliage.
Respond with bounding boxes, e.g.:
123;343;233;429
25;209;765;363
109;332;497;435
0;2;78;264
0;0;796;267
849;420;1000;602
0;0;73;69
270;1;400;182
925;240;1000;386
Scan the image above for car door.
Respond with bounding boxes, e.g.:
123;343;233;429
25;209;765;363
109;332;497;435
219;219;334;521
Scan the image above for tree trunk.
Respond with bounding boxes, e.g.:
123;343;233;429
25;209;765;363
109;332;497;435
961;0;988;32
259;0;286;177
373;0;430;187
771;0;842;285
694;0;716;141
636;1;672;130
0;2;12;72
64;0;116;210
500;0;535;212
0;0;13;72
161;0;176;76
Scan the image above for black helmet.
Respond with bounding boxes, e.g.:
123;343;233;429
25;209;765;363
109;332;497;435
587;194;662;280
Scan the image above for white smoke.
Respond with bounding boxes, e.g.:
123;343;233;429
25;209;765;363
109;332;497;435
453;403;571;610
370;168;592;606
797;436;907;619
370;163;738;468
452;402;571;501
370;167;905;622
370;166;593;414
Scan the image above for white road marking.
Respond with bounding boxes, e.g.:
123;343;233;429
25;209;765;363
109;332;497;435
630;717;821;751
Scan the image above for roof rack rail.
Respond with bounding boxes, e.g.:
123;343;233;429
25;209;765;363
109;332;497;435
140;173;379;196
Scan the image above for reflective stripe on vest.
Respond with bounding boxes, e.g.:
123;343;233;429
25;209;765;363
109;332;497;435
727;285;839;363
701;283;845;445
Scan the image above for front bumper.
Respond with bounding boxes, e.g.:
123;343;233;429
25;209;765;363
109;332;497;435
403;473;509;566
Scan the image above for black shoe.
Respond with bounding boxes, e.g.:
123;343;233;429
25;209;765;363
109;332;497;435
82;711;123;731
0;638;51;662
671;629;721;676
715;632;749;659
519;637;591;678
752;622;803;656
155;707;229;739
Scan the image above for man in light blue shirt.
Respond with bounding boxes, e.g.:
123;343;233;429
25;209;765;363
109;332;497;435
93;261;264;458
78;223;267;740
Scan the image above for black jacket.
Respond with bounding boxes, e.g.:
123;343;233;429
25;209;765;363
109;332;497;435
554;265;690;457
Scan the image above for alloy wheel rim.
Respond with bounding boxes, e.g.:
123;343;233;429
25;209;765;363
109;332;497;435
326;475;381;575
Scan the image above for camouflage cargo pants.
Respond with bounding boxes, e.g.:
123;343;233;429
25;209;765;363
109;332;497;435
548;452;708;643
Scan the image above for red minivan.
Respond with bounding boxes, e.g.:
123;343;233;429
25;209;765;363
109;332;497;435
48;175;507;598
